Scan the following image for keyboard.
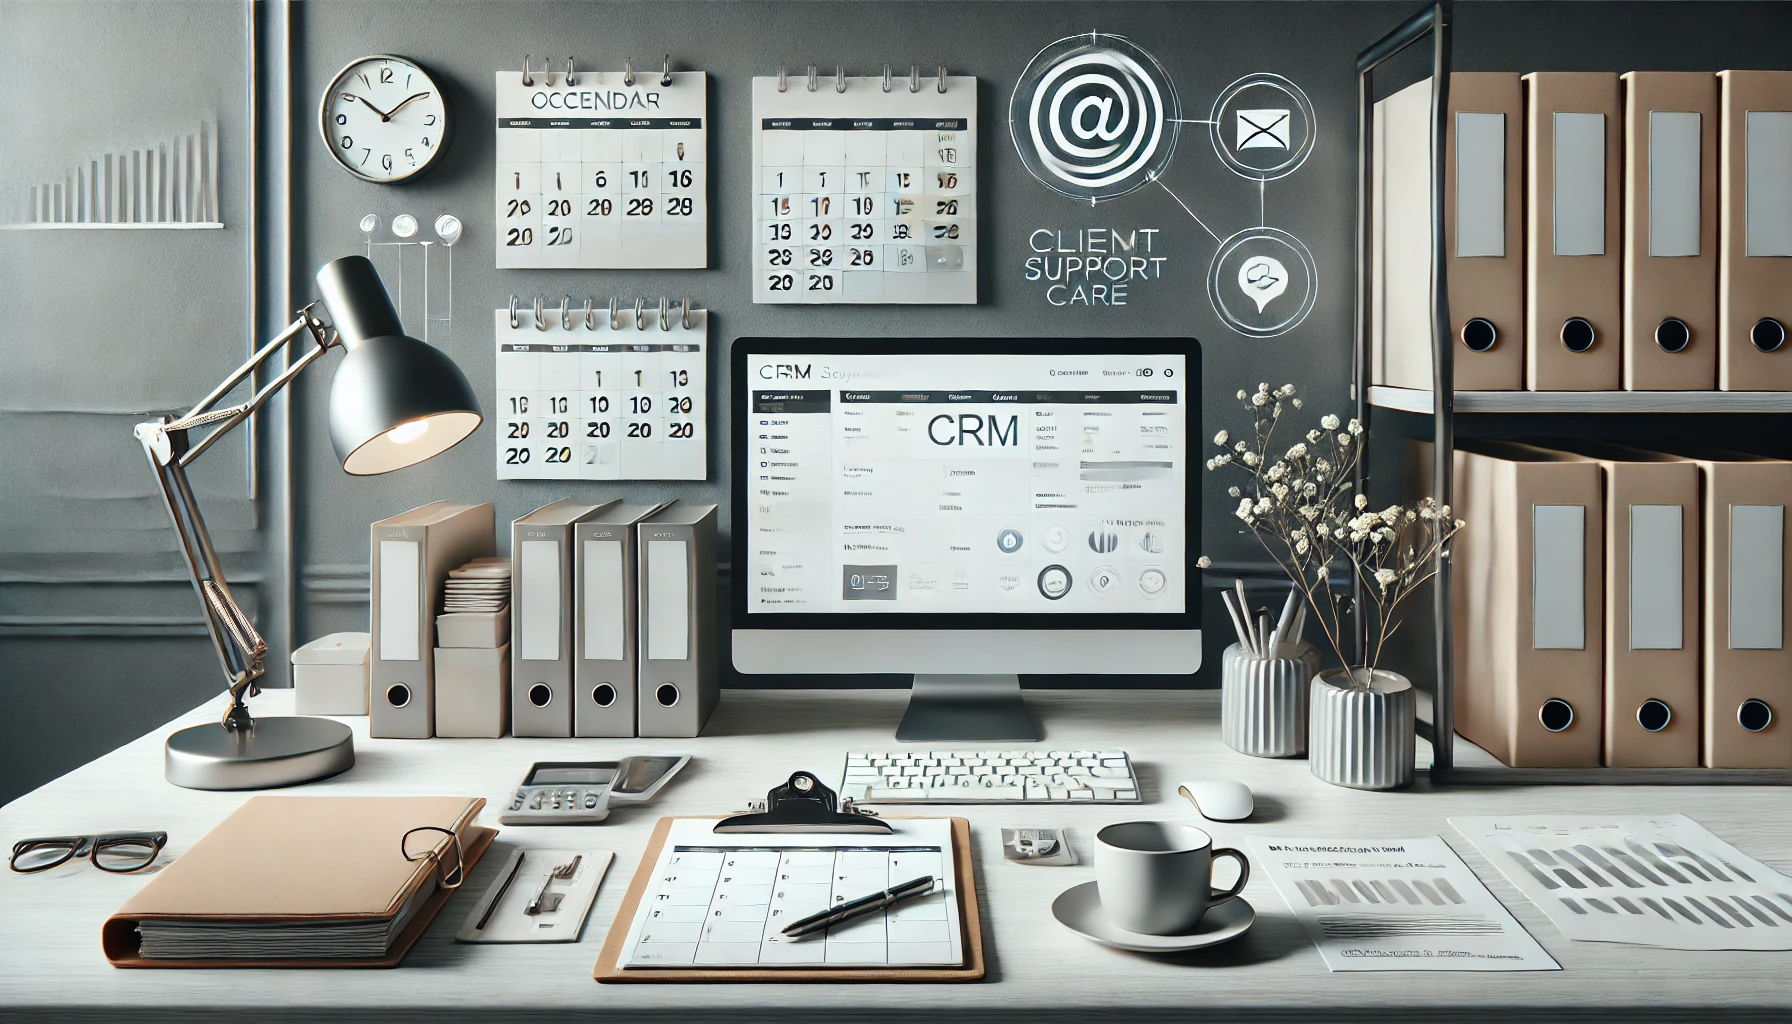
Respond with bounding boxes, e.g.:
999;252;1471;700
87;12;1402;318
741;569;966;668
840;750;1142;804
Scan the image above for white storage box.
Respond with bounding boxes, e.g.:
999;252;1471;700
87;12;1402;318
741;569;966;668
291;632;371;715
435;644;510;738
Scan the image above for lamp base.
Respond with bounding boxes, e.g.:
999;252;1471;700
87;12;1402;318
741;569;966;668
164;716;355;791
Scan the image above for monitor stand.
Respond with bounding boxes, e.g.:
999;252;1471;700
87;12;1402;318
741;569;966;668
895;674;1042;741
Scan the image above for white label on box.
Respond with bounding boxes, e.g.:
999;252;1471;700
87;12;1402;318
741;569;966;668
519;539;562;661
1629;504;1683;650
1730;504;1784;650
378;540;420;661
584;539;625;661
1533;504;1586;650
646;539;690;660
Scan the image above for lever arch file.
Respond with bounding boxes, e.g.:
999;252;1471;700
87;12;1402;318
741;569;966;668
1717;71;1792;391
636;503;717;738
371;501;496;739
511;499;617;737
574;502;671;737
1525;72;1622;391
1655;447;1792;768
1372;74;1524;392
1414;440;1604;767
1534;441;1701;768
1622;72;1719;391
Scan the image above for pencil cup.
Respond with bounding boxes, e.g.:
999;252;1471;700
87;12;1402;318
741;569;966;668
1220;642;1319;758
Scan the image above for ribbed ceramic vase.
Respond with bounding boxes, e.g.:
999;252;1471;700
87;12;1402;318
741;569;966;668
1309;668;1416;790
1221;642;1320;757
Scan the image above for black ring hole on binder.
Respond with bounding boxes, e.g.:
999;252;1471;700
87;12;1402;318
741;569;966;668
528;683;553;708
1738;698;1774;733
1636;698;1673;733
1655;318;1692;354
386;683;411;709
1539;698;1575;733
1753;318;1787;354
656;683;680;708
1460;318;1498;353
593;683;617;708
1560;318;1596;354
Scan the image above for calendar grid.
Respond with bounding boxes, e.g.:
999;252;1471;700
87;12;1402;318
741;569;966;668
752;76;978;304
493;305;707;481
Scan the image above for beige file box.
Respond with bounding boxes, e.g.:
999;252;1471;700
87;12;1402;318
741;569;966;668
1414;440;1604;767
435;644;510;738
1622;72;1720;391
1655;446;1792;768
370;501;496;739
1371;74;1524;392
1532;441;1701;767
1717;71;1792;390
1525;72;1623;391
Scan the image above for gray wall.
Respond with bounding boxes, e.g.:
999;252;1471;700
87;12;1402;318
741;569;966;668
5;1;1791;805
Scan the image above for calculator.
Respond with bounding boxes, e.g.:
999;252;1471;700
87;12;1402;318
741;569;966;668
498;755;690;826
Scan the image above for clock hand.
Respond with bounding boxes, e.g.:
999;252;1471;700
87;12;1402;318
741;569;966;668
384;92;433;120
354;95;394;121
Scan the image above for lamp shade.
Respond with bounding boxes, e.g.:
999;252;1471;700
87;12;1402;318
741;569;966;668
315;256;482;475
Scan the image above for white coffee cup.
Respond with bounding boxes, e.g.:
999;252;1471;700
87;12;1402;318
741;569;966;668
1095;821;1250;935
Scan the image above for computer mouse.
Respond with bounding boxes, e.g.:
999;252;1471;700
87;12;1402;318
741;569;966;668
1178;780;1254;822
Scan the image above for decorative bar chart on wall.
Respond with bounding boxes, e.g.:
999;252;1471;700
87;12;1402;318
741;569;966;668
5;120;221;229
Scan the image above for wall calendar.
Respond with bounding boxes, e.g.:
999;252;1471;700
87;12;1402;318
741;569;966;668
494;64;707;269
751;70;977;304
494;297;707;481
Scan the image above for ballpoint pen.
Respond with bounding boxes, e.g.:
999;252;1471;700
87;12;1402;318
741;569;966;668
779;875;936;939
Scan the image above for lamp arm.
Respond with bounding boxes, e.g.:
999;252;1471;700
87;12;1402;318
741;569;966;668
134;305;338;731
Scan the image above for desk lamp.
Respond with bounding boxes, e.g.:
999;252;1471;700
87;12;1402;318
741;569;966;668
136;255;482;790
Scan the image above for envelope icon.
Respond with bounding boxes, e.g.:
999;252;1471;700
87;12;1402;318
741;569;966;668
1236;109;1291;151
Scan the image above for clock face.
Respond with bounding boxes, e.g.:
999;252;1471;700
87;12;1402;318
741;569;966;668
320;55;450;183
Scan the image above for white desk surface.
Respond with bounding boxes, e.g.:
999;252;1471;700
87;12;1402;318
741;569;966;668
3;688;1790;1023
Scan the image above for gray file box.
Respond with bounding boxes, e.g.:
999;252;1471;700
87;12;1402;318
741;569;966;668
636;503;718;738
574;502;669;737
511;499;616;737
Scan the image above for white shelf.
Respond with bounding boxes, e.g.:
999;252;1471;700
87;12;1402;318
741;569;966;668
0;222;223;231
1368;385;1792;415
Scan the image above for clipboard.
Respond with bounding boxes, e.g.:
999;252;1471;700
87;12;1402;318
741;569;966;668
593;816;984;983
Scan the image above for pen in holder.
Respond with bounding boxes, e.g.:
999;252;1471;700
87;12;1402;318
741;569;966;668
1219;585;1319;758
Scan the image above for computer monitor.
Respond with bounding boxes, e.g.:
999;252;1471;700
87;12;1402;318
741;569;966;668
730;338;1201;740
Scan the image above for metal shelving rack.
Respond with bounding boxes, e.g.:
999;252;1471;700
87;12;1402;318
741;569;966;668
1351;2;1791;785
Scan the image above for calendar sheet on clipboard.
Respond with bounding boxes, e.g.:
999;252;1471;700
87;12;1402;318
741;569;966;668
618;817;964;968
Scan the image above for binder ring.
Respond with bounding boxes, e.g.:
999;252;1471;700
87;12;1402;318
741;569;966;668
807;65;818;92
609;297;622;331
910;64;921;93
560;295;572;331
661;55;672;87
836;66;846;93
544;57;556;87
778;64;787;93
659;296;671;331
634;297;646;330
681;295;694;330
583;297;597;331
883;64;892;93
624;59;635;87
508;294;520;329
532;295;549;332
522;55;533;87
565;56;576;87
937;65;947;93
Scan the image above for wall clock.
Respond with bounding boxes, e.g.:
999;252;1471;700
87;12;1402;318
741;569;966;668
319;54;452;183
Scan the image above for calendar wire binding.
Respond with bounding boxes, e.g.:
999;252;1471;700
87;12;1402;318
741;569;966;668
520;54;679;87
776;65;949;93
507;294;701;331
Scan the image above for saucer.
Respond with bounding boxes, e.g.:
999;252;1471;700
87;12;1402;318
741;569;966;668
1051;881;1255;953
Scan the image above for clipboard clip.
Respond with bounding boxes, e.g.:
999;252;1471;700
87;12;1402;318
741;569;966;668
714;771;891;834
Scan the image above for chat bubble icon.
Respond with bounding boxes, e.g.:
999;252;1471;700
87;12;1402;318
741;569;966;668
1238;255;1287;313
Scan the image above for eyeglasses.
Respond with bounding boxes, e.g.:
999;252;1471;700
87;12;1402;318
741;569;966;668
11;832;168;874
401;825;466;890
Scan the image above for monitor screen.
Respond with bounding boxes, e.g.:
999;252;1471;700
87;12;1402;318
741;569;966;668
739;345;1189;617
